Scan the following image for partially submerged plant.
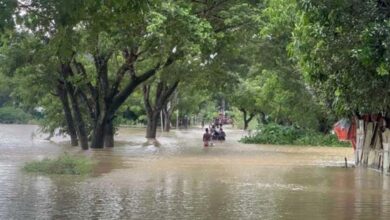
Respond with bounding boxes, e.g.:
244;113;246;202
23;153;94;175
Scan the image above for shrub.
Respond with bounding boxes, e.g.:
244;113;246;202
23;154;94;175
240;123;350;147
0;106;30;124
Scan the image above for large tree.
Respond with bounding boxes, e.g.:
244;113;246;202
291;0;390;115
3;0;213;149
290;0;390;168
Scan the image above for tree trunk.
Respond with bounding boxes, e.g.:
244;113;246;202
183;116;188;129
244;121;249;130
242;110;249;130
57;83;78;146
67;88;89;150
259;112;267;124
91;116;106;148
104;119;114;148
241;109;255;130
143;81;179;139
53;47;175;150
163;107;171;132
61;63;89;150
146;112;159;139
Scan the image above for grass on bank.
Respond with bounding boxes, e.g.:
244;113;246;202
23;154;94;175
240;123;350;147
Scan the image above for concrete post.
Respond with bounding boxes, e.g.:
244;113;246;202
383;129;390;172
356;120;364;165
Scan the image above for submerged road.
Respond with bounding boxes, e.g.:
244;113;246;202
0;124;389;220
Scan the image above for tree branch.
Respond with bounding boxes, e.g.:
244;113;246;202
159;81;180;108
73;61;96;93
108;55;176;115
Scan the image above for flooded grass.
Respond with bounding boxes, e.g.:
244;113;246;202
23;153;94;175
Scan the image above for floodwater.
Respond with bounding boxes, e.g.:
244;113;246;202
1;124;390;220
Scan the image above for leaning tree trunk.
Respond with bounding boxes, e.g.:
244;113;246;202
61;63;89;150
67;87;89;150
57;83;78;146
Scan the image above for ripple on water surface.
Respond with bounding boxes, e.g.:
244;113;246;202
1;125;390;219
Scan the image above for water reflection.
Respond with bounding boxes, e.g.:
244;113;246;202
1;124;390;219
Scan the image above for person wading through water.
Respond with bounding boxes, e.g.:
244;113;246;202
203;128;212;147
219;128;226;141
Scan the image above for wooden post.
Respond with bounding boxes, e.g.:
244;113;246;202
345;157;348;168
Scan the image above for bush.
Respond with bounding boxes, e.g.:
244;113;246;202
23;154;94;175
240;123;350;147
0;106;31;124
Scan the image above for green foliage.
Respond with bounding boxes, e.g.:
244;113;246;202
242;123;301;145
198;101;219;122
2;0;379;141
1;0;215;144
291;0;390;115
23;154;94;175
241;123;349;147
37;95;68;134
230;107;258;129
0;0;17;32
0;72;13;106
203;0;325;130
0;106;30;124
293;131;349;147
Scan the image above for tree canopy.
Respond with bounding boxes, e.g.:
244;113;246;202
291;0;390;115
1;0;387;148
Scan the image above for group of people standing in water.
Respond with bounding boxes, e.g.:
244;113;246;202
202;124;226;147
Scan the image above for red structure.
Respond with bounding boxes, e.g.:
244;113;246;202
333;118;356;149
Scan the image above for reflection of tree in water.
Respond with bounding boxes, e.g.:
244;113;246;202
47;175;129;219
90;150;126;177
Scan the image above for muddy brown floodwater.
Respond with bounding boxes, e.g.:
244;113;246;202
1;124;390;219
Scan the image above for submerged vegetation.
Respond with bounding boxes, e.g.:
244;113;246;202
23;154;94;175
240;123;349;147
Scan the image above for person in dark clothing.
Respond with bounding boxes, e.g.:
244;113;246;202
219;128;226;141
203;128;212;147
212;128;220;140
